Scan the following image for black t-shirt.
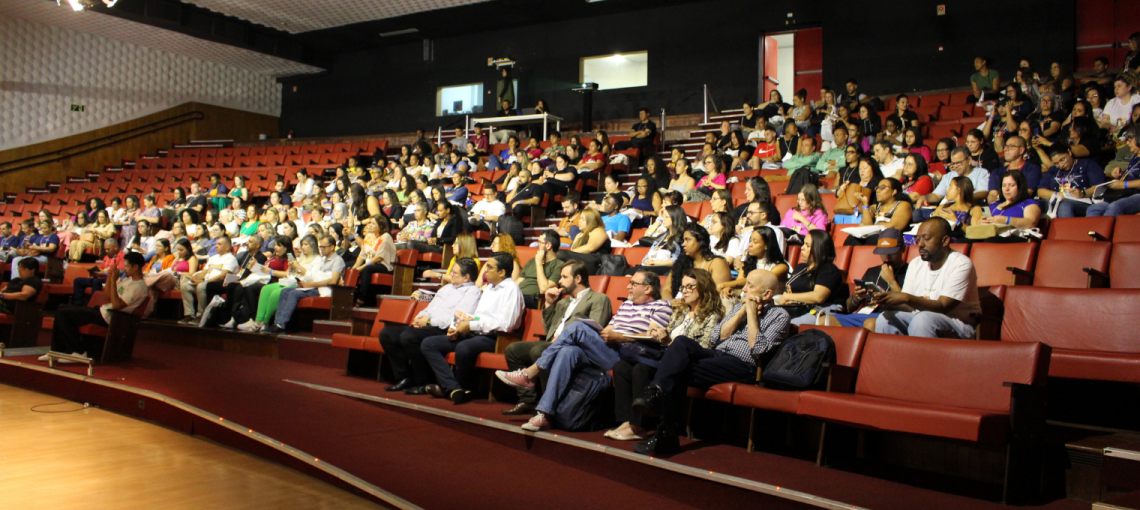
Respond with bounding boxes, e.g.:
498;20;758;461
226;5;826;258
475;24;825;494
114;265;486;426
789;261;848;306
973;147;1001;172
887;110;919;127
510;183;545;206
280;193;293;207
632;121;657;141
779;136;799;157
760;102;789;119
238;251;269;280
740;113;762;129
860;263;907;292
3;277;42;309
187;194;207;210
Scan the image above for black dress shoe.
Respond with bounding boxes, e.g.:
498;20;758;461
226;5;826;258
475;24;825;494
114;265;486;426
384;378;412;392
450;389;473;405
501;402;537;416
262;324;284;335
631;384;666;417
403;385;428;395
633;430;680;456
424;384;445;399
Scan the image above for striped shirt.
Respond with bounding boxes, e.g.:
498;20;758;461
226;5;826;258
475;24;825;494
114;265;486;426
610;299;673;335
709;303;790;366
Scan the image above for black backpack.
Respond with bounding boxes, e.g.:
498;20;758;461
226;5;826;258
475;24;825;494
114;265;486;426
552;367;613;432
785;167;819;196
597;254;629;276
760;328;836;391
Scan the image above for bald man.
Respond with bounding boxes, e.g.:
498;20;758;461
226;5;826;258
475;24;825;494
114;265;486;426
870;218;980;339
630;269;791;456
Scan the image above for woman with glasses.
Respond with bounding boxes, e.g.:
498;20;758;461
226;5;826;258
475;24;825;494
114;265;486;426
845;177;913;246
607;268;725;442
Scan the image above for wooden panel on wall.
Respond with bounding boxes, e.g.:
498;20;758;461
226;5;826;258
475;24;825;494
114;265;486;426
0;103;278;197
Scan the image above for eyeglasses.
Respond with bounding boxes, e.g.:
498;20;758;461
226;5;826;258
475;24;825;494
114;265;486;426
628;280;649;287
680;284;698;292
875;185;891;190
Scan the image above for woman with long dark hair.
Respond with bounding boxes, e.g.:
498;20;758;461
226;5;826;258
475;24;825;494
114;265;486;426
719;227;788;297
981;170;1041;231
900;153;934;202
666;224;731;302
707;212;739;264
633;205;687;275
902;126;931;162
642;156;671;195
776;230;848;325
846;177;913;246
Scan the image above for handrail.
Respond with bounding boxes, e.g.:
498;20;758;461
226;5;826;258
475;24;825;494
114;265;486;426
0;111;206;175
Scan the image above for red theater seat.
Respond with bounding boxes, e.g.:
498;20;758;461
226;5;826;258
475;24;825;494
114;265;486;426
1047;216;1115;241
1109;243;1140;288
1002;287;1140;383
1027;240;1111;288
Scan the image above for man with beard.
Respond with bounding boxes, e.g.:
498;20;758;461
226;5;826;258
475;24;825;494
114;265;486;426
869;218;980;339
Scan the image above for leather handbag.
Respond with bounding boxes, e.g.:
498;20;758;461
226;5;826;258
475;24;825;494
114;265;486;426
834;183;871;215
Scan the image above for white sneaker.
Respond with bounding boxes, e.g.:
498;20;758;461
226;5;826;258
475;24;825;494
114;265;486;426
57;352;88;364
37;353;50;362
222;318;236;329
237;321;261;332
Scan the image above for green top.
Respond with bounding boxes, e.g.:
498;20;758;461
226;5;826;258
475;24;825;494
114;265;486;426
518;256;565;296
971;70;999;91
815;147;847;174
784;152;822;174
229;186;246;199
240;220;261;236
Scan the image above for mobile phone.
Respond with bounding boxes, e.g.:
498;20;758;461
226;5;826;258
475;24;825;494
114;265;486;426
863;281;884;293
287;253;295;262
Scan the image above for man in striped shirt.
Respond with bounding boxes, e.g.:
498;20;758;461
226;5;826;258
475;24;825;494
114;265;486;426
497;269;672;431
631;269;789;456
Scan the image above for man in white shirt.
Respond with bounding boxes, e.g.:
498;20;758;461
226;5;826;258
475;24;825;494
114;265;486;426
422;253;524;404
179;235;238;322
290;169;316;204
468;186;507;231
263;236;346;334
871;219;980;339
873;140;905;179
43;252;147;361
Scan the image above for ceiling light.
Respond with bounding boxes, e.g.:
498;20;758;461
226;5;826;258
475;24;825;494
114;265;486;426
67;0;84;11
379;28;419;37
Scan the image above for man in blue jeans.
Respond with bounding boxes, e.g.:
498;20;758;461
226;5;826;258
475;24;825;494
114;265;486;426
496;268;672;431
422;253;524;404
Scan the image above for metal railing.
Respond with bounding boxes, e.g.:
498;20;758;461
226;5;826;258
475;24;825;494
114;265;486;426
0;111;206;174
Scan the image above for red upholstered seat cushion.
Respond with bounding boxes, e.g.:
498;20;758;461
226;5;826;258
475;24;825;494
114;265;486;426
688;383;737;403
797;392;1011;443
361;338;384;353
476;353;507;371
1050;349;1140;384
297;297;330;309
78;324;108;336
331;333;366;350
161;289;182;299
0;314;11;325
732;385;802;414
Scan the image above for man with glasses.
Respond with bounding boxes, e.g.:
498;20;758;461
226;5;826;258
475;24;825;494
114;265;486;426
263;236;345;334
496;269;671;431
986;136;1040;204
912;146;991;222
422;253;525;404
1042;143;1107;218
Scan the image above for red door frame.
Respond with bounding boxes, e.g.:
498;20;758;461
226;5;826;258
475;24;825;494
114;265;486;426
759;28;823;103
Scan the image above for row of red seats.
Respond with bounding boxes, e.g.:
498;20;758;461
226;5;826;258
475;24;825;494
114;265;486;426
138;153;353;170
164;141;386;160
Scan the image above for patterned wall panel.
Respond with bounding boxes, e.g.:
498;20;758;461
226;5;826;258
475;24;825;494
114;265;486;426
182;0;493;33
0;16;284;151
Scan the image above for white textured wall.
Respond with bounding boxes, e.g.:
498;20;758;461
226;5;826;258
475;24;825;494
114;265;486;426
0;16;282;151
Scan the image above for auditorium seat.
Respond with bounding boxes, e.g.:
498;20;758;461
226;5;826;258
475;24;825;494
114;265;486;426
799;333;1049;502
1112;215;1140;243
587;275;609;293
1047;216;1115;241
1022;240;1111;288
622;247;649;267
733;325;868;452
1109;243;1140;289
843;246;882;294
969;242;1038;339
1002;287;1140;384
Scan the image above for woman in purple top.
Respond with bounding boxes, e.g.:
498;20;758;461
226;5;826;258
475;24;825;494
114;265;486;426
983;170;1042;230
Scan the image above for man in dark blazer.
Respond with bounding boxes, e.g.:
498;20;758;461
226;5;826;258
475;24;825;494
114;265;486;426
499;259;611;415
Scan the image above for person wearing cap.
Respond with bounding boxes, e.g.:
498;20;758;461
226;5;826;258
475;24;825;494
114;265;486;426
823;228;908;329
869;218;980;339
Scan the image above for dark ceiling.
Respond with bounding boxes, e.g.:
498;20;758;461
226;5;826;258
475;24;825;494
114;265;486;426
93;0;717;73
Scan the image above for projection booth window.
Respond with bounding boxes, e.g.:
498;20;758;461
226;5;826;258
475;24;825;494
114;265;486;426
437;83;484;116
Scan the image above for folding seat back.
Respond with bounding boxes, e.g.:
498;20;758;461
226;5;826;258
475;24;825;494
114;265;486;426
797;324;868;369
1032;240;1111;288
376;299;418;325
1047;216;1115;241
948;91;973;105
605;276;631;311
680;202;701;220
857;334;1048;413
1109;243;1140;288
844;246;882;292
1113;215;1140;243
769;180;790;196
522;310;545;342
970;242;1037;288
1002;287;1140;357
588;275;610;293
622;247;649;267
905;243;970;262
833;245;852;276
628;228;647;245
775;195;797;217
515;247;537;268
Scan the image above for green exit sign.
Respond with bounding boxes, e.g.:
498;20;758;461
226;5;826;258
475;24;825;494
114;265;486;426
70;104;85;112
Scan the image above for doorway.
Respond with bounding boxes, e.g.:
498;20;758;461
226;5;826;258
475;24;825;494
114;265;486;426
760;27;823;103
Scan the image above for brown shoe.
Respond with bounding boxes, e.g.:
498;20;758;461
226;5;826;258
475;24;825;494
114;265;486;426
501;402;537;416
424;384;445;399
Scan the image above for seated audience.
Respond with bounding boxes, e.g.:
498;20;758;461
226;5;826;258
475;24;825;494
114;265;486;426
352;215;397;307
72;238;125;306
600;194;632;243
422;233;479;283
263;236;346;334
504;170;546;218
495;268;671;431
1087;124;1140;216
0;258;42;314
69;210;115;261
931;177;984;238
41;253;146;362
10;220;58;280
827;228;908;328
408;202;463;255
779;184;829;236
613;108;658;155
500;260;612;416
900;154;934;202
846;178;913;246
517;231;564;309
178;235;237;323
422;253;524;404
628;269;789;455
468;186;506;231
719;227;789;297
608;268;725;441
777;230;849;325
666;224;732;301
871;219;980;339
873;140;905;179
552;194;585;247
983;170;1042;230
634;206;686;275
1042;144;1107;217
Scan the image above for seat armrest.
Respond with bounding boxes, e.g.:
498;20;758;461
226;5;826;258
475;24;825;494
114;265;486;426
1003;381;1047;439
825;364;858;393
1082;267;1109;288
1088;231;1108;242
1007;267;1034;286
